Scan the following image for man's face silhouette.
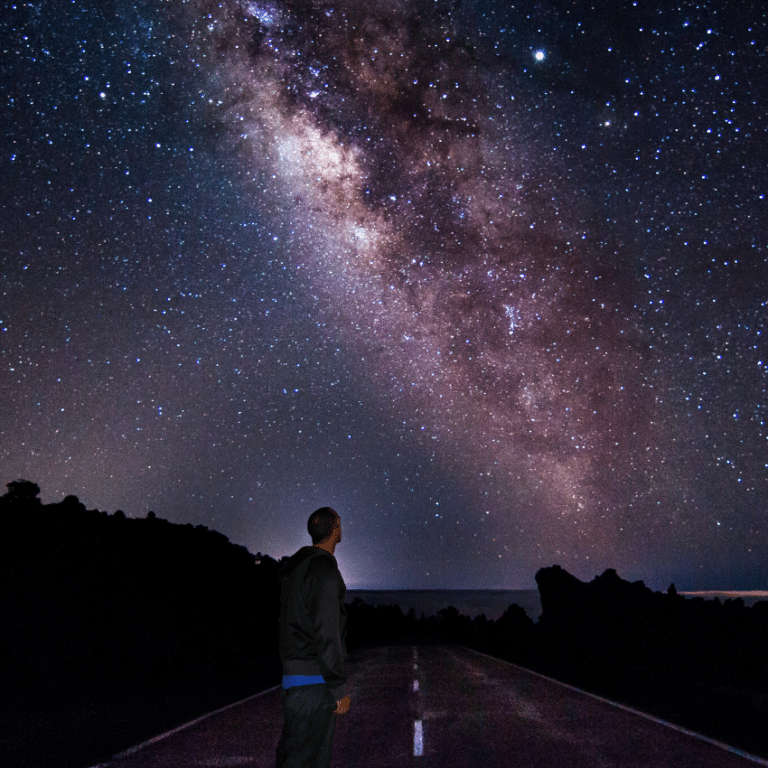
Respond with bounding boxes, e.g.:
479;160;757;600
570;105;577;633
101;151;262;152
327;513;341;547
314;511;342;553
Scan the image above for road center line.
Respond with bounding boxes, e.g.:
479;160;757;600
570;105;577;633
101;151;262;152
414;719;423;756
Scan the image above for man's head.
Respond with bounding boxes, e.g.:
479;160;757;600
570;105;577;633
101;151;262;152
308;507;341;549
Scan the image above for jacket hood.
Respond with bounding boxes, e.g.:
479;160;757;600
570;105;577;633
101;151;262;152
278;545;333;583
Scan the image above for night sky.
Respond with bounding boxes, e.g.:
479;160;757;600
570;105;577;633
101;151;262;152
2;0;767;590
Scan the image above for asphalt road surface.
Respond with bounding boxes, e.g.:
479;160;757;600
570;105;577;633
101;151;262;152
93;645;768;768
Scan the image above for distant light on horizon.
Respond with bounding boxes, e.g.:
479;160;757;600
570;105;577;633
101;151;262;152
681;591;768;598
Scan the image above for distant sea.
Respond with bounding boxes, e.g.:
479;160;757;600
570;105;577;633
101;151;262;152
346;589;768;623
346;589;542;622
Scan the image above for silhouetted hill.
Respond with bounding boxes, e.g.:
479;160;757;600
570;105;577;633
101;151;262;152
1;480;284;768
2;486;282;682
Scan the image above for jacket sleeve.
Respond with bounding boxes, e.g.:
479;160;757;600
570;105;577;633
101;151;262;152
306;557;347;700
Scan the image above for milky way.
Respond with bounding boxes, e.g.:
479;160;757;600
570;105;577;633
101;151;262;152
2;0;767;588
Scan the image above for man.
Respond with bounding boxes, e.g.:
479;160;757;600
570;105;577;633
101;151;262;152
276;507;351;768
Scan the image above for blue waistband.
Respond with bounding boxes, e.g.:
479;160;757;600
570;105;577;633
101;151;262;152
282;674;326;689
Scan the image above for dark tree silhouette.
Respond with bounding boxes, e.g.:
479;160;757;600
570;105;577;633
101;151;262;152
1;478;42;506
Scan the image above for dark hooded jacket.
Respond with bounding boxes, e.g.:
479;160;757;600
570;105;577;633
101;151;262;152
278;545;347;700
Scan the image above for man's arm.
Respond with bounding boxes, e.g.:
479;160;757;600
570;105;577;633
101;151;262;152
307;558;347;702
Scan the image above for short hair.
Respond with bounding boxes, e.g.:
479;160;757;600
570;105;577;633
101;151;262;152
308;507;338;544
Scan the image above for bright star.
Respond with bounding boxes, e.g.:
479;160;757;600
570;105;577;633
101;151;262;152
534;50;545;61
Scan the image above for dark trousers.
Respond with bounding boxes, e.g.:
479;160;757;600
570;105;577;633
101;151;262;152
276;683;337;768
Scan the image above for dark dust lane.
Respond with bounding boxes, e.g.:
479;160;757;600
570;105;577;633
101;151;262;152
95;645;765;768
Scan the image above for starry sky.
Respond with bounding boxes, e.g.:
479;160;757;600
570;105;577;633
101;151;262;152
2;0;767;590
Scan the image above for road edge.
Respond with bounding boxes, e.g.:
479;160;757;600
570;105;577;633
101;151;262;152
87;683;281;767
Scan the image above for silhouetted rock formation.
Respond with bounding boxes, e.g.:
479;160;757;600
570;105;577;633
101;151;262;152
528;564;768;759
534;565;768;694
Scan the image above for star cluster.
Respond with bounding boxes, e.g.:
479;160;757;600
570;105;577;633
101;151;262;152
1;0;766;589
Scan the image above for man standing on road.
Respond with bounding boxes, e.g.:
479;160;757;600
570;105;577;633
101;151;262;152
276;507;351;768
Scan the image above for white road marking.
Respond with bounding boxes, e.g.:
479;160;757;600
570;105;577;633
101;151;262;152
414;719;424;756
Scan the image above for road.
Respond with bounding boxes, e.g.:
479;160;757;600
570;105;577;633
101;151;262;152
93;644;767;768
